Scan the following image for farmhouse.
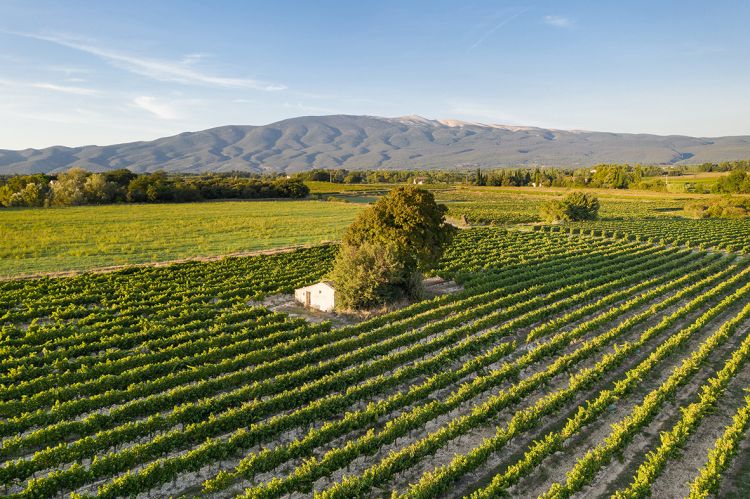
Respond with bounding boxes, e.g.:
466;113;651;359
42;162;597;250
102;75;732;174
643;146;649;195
294;281;336;312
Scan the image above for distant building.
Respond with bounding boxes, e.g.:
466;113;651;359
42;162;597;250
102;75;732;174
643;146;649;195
412;176;427;185
294;281;336;312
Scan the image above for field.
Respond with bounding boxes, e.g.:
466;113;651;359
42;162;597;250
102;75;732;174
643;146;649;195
0;200;363;277
0;185;706;278
541;219;750;254
435;187;688;225
4;223;750;498
663;171;729;193
4;185;750;498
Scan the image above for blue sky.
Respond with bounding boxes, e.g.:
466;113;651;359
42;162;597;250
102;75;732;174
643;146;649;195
1;0;749;148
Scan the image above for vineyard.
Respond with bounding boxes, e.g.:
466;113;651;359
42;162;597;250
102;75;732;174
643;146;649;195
551;218;750;254
2;226;750;498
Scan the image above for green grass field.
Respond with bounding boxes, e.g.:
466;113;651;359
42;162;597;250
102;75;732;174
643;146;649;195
436;186;690;224
657;171;729;193
1;200;362;277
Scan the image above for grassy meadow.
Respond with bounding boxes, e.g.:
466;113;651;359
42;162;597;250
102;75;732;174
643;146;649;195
1;200;362;277
436;186;693;225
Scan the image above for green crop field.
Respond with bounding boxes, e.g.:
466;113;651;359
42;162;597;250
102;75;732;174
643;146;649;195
436;186;690;225
4;227;750;498
0;186;739;277
0;200;363;277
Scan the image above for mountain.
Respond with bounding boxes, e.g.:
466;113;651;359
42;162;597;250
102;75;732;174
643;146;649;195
2;115;750;174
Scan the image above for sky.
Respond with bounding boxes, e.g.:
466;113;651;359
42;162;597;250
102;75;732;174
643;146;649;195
0;0;749;149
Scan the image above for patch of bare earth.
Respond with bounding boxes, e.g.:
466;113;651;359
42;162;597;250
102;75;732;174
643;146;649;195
251;276;463;327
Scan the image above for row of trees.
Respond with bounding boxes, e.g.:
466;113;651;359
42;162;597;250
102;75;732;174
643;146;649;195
295;168;464;184
0;169;309;208
697;160;750;172
294;163;723;190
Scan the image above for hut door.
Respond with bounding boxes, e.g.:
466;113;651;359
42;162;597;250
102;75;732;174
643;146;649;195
305;291;311;307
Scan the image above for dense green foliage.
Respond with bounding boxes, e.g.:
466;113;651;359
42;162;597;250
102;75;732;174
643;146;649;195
540;191;600;222
715;167;750;193
331;186;455;309
0;168;308;207
328;242;410;309
685;196;750;218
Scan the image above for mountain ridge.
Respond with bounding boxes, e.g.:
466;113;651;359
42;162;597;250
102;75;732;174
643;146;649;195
2;114;749;174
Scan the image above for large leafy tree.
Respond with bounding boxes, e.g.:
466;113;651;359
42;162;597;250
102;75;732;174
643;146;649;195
49;167;88;206
330;186;456;310
540;191;600;222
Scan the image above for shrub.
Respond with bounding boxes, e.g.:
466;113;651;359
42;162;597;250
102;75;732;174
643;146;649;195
540;191;599;222
328;242;416;310
684;197;750;219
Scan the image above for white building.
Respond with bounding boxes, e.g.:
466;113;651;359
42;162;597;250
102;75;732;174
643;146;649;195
294;281;336;312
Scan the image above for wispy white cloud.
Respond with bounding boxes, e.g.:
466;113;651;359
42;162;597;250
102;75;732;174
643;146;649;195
32;82;99;95
7;31;286;91
543;15;574;28
132;96;180;120
470;7;530;49
180;52;210;65
447;101;554;129
0;77;99;95
44;65;94;75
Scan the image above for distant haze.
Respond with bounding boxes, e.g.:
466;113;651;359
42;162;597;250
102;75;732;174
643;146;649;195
2;115;749;174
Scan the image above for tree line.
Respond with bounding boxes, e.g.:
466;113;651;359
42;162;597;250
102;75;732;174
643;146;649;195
0;168;309;208
295;162;750;191
714;168;750;194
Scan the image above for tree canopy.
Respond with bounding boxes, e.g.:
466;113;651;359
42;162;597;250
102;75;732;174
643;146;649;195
330;186;456;310
0;168;309;208
540;191;600;222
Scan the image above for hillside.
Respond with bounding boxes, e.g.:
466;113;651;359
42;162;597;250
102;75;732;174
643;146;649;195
2;114;750;174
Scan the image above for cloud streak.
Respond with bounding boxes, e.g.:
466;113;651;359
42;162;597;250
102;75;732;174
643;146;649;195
132;96;180;120
32;82;100;95
543;15;574;28
470;7;530;49
8;31;286;91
